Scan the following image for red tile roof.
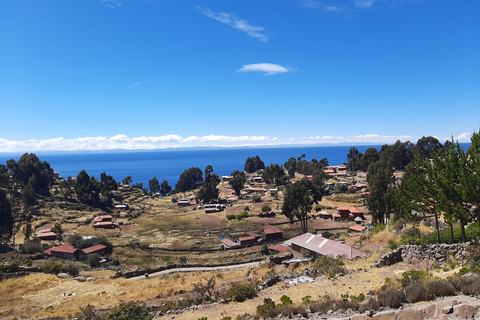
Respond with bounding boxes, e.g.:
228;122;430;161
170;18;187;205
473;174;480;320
94;215;113;222
269;244;291;253
263;225;283;234
47;244;78;254
82;244;107;254
221;238;238;247
349;225;366;232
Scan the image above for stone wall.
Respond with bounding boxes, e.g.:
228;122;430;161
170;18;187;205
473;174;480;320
376;243;471;270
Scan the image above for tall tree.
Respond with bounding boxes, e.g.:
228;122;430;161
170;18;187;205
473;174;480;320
244;155;265;173
465;130;480;231
174;167;203;193
122;176;133;185
197;165;220;204
149;177;160;193
159;180;172;196
263;164;287;186
358;147;380;172
0;190;14;245
6;153;54;193
282;177;322;233
347;147;363;171
229;170;246;196
366;158;395;224
51;222;64;243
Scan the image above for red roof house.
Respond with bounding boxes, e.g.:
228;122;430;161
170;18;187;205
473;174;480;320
262;225;284;241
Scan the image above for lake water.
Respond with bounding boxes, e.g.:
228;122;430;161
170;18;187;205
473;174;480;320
0;145;384;188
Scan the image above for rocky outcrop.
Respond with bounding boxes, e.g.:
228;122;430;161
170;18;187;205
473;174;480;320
376;243;471;270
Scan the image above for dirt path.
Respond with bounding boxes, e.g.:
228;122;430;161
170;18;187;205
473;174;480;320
127;261;264;280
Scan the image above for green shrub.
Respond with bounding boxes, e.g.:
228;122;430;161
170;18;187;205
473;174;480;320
226;214;235;220
87;254;101;268
280;295;293;305
402;270;432;286
236;212;248;220
223;280;258;302
312;255;346;277
105;301;152;320
41;261;79;276
20;238;44;254
388;240;398;250
256;298;277;318
0;262;20;273
371;224;386;234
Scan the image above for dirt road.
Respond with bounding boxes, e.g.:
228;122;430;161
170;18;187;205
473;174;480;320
127;261;264;280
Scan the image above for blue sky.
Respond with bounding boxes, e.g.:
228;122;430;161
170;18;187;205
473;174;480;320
1;0;479;152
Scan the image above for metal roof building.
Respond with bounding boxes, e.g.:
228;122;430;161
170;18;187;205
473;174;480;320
289;233;365;259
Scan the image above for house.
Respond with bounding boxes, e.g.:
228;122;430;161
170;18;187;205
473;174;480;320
45;244;108;261
238;236;256;246
220;238;239;248
94;215;113;223
177;196;197;207
349;225;366;232
221;176;232;182
45;244;81;260
289;233;365;259
36;231;57;240
269;244;291;253
335;207;365;221
262;225;284;241
93;221;118;229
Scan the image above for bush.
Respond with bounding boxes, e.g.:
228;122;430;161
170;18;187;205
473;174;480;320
256;298;277;318
87;254;101;268
402;270;432;286
223;280;258;302
20;238;44;254
388;240;398;250
41;261;79;276
371;224;386;234
236;212;248;220
280;295;293;305
377;286;406;308
312;255;346;278
0;262;20;273
226;214;235;220
104;301;152;320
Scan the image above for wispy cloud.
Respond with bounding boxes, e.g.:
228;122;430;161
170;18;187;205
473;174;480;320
237;63;293;75
1;132;470;152
100;0;122;9
198;7;268;42
128;79;151;89
352;0;378;8
298;0;342;12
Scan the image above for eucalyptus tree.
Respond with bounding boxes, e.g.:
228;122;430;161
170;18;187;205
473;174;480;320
282;177;322;233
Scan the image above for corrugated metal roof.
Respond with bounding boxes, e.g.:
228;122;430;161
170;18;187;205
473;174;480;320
47;244;78;254
263;225;283;234
82;244;107;254
290;233;365;259
269;244;291;252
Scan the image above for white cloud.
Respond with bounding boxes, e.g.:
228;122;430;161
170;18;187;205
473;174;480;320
0;133;471;153
238;63;291;75
298;0;342;12
198;7;268;42
129;79;151;89
352;0;377;8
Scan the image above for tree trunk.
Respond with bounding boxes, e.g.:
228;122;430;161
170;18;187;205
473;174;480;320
434;211;440;244
450;224;454;244
460;222;466;243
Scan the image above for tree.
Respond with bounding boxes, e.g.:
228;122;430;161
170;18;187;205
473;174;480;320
0;190;13;245
358;147;380;172
282;177;322;233
159;180;172;196
122;176;132;185
174;167;203;193
100;172;117;192
197;165;220;204
366;158;395;224
414;136;443;160
149;177;160;193
261;204;272;215
284;157;297;179
347;147;363;171
21;183;36;207
244;155;265;173
263;164;287;186
229;170;246;196
51;222;64;243
464;130;480;232
6;153;54;193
